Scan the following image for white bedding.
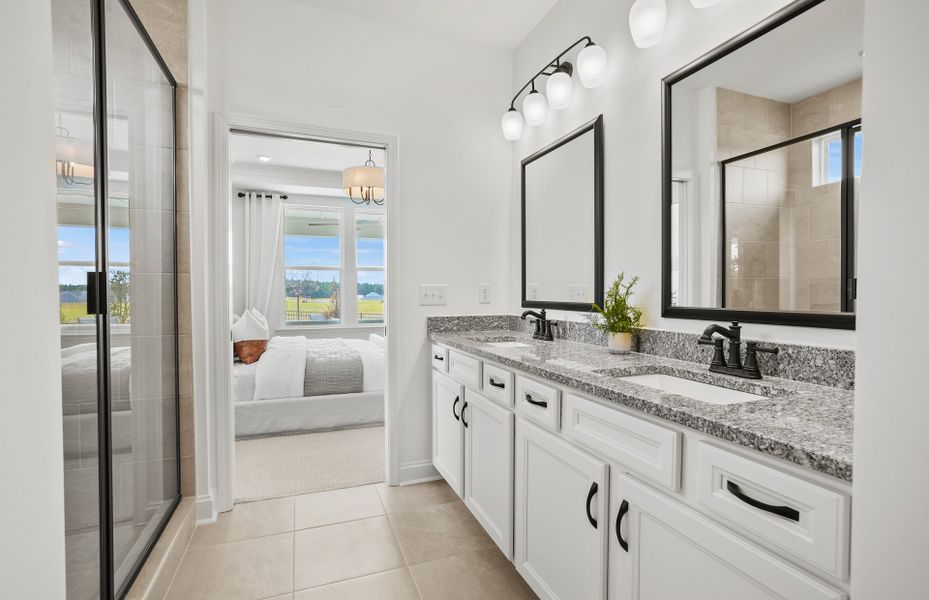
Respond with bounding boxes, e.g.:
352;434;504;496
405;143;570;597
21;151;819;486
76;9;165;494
235;336;385;403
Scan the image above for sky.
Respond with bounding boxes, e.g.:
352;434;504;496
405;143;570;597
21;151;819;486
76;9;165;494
57;225;130;286
284;235;384;268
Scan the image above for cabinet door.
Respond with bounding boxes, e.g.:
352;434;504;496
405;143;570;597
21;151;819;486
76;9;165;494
515;419;609;600
610;472;846;600
463;390;514;559
433;372;464;496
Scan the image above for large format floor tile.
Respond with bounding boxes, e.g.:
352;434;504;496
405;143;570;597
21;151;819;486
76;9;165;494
294;484;383;530
410;547;537;600
293;515;405;590
375;480;458;514
166;532;293;600
294;567;419;600
190;496;294;549
387;500;494;565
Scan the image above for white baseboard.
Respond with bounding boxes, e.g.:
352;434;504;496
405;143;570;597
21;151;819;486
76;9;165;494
195;493;217;524
398;459;440;486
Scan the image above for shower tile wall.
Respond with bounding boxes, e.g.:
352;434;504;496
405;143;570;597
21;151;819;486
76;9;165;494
717;88;790;310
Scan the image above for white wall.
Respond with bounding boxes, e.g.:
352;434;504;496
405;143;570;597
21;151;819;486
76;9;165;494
508;0;856;349
201;0;512;480
0;0;67;596
851;0;929;596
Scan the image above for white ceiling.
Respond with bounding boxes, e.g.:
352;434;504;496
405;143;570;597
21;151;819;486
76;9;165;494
678;0;864;103
293;0;558;48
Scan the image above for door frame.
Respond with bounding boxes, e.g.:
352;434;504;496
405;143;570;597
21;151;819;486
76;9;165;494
206;113;400;513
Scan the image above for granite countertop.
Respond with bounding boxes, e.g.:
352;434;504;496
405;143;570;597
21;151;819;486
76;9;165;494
431;329;854;482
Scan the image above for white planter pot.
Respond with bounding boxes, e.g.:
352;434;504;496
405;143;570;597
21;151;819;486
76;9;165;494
608;332;634;354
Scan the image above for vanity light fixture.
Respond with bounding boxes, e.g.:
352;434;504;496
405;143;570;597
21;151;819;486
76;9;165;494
500;37;606;140
342;150;384;205
629;0;667;49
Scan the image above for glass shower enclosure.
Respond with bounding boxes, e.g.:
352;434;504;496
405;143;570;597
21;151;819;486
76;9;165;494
53;0;180;597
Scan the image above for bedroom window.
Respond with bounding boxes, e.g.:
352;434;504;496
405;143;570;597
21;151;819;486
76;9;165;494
283;207;343;325
356;212;384;324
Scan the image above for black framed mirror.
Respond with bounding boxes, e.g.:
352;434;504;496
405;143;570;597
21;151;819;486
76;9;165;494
661;0;861;329
522;115;604;311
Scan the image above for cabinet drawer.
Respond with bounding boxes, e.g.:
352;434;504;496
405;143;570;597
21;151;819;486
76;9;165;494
695;443;850;580
482;363;514;408
431;344;448;372
563;392;681;491
448;350;482;389
515;375;561;432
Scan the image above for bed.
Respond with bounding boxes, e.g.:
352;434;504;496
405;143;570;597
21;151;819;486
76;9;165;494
233;335;385;438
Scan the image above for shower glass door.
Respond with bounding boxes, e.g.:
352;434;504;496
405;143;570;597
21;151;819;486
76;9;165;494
54;0;179;597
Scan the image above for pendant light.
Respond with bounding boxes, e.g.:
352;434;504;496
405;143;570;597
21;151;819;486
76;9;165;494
546;63;574;110
342;150;384;205
689;0;718;7
501;108;524;141
523;82;548;127
629;0;667;49
577;42;607;88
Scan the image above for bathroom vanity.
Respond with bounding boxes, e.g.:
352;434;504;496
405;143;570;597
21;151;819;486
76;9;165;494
429;327;852;600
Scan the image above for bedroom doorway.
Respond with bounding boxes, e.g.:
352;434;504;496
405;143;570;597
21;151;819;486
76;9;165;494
221;125;396;504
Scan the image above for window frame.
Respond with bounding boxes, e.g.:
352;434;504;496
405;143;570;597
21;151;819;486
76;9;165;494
354;209;385;325
280;201;385;329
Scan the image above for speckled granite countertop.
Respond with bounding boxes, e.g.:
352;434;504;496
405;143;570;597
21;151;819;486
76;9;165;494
431;330;854;482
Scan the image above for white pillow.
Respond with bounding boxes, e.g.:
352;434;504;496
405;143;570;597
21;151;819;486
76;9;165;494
368;333;386;349
232;308;270;342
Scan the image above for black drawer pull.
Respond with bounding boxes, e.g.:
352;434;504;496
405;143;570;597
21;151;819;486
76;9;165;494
585;482;599;529
615;499;629;552
488;378;506;389
726;481;800;522
452;396;460;421
434;354;444;361
461;401;469;428
525;393;548;408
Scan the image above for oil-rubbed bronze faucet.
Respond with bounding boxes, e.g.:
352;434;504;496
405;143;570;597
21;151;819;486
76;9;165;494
697;321;779;379
521;309;558;341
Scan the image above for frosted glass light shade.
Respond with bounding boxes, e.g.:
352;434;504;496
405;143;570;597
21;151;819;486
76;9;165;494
546;71;573;109
689;0;718;7
577;44;607;88
629;0;667;49
501;109;524;141
523;90;548;126
342;164;384;201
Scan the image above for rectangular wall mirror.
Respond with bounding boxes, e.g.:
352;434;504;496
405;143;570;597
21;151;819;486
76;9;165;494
662;0;862;329
522;115;604;311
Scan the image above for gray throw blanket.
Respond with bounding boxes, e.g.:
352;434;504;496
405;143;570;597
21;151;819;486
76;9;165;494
304;338;364;396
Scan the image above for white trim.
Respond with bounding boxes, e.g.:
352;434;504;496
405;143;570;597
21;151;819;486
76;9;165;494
205;113;401;513
195;493;217;525
398;459;441;486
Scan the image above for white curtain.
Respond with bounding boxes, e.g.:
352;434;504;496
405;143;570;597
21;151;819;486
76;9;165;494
242;192;283;317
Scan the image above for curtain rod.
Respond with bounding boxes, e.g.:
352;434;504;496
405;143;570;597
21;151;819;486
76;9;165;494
237;191;288;200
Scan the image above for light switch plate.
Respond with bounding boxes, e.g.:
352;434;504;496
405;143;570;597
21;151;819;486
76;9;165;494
478;283;491;304
419;284;447;306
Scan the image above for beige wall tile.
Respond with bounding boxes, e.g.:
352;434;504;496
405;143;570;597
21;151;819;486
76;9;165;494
810;277;843;311
754;279;780;311
809;198;841;240
828;78;863;125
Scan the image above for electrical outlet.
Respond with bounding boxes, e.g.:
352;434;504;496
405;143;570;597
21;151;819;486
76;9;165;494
567;284;590;301
528;283;540;300
478;283;491;304
419;284;447;306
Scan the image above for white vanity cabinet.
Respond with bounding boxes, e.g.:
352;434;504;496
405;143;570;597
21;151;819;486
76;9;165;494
432;371;464;496
514;418;609;600
463;389;515;557
430;342;850;600
609;472;846;600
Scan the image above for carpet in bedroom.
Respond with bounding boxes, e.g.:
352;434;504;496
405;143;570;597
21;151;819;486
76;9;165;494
234;425;385;502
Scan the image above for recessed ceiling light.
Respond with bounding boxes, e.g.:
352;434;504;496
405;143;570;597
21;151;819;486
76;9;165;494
257;155;272;162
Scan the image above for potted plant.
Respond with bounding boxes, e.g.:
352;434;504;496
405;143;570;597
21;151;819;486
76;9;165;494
590;273;643;354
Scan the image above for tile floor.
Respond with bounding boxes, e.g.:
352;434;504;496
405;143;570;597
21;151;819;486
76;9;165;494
165;480;537;599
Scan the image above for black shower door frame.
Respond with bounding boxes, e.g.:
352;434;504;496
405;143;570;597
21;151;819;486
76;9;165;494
90;0;181;597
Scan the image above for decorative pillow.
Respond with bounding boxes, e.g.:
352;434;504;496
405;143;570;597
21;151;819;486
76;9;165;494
234;339;268;365
368;333;386;349
232;308;270;342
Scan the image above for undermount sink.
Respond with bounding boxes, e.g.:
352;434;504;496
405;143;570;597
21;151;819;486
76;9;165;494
486;341;532;349
619;374;766;405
